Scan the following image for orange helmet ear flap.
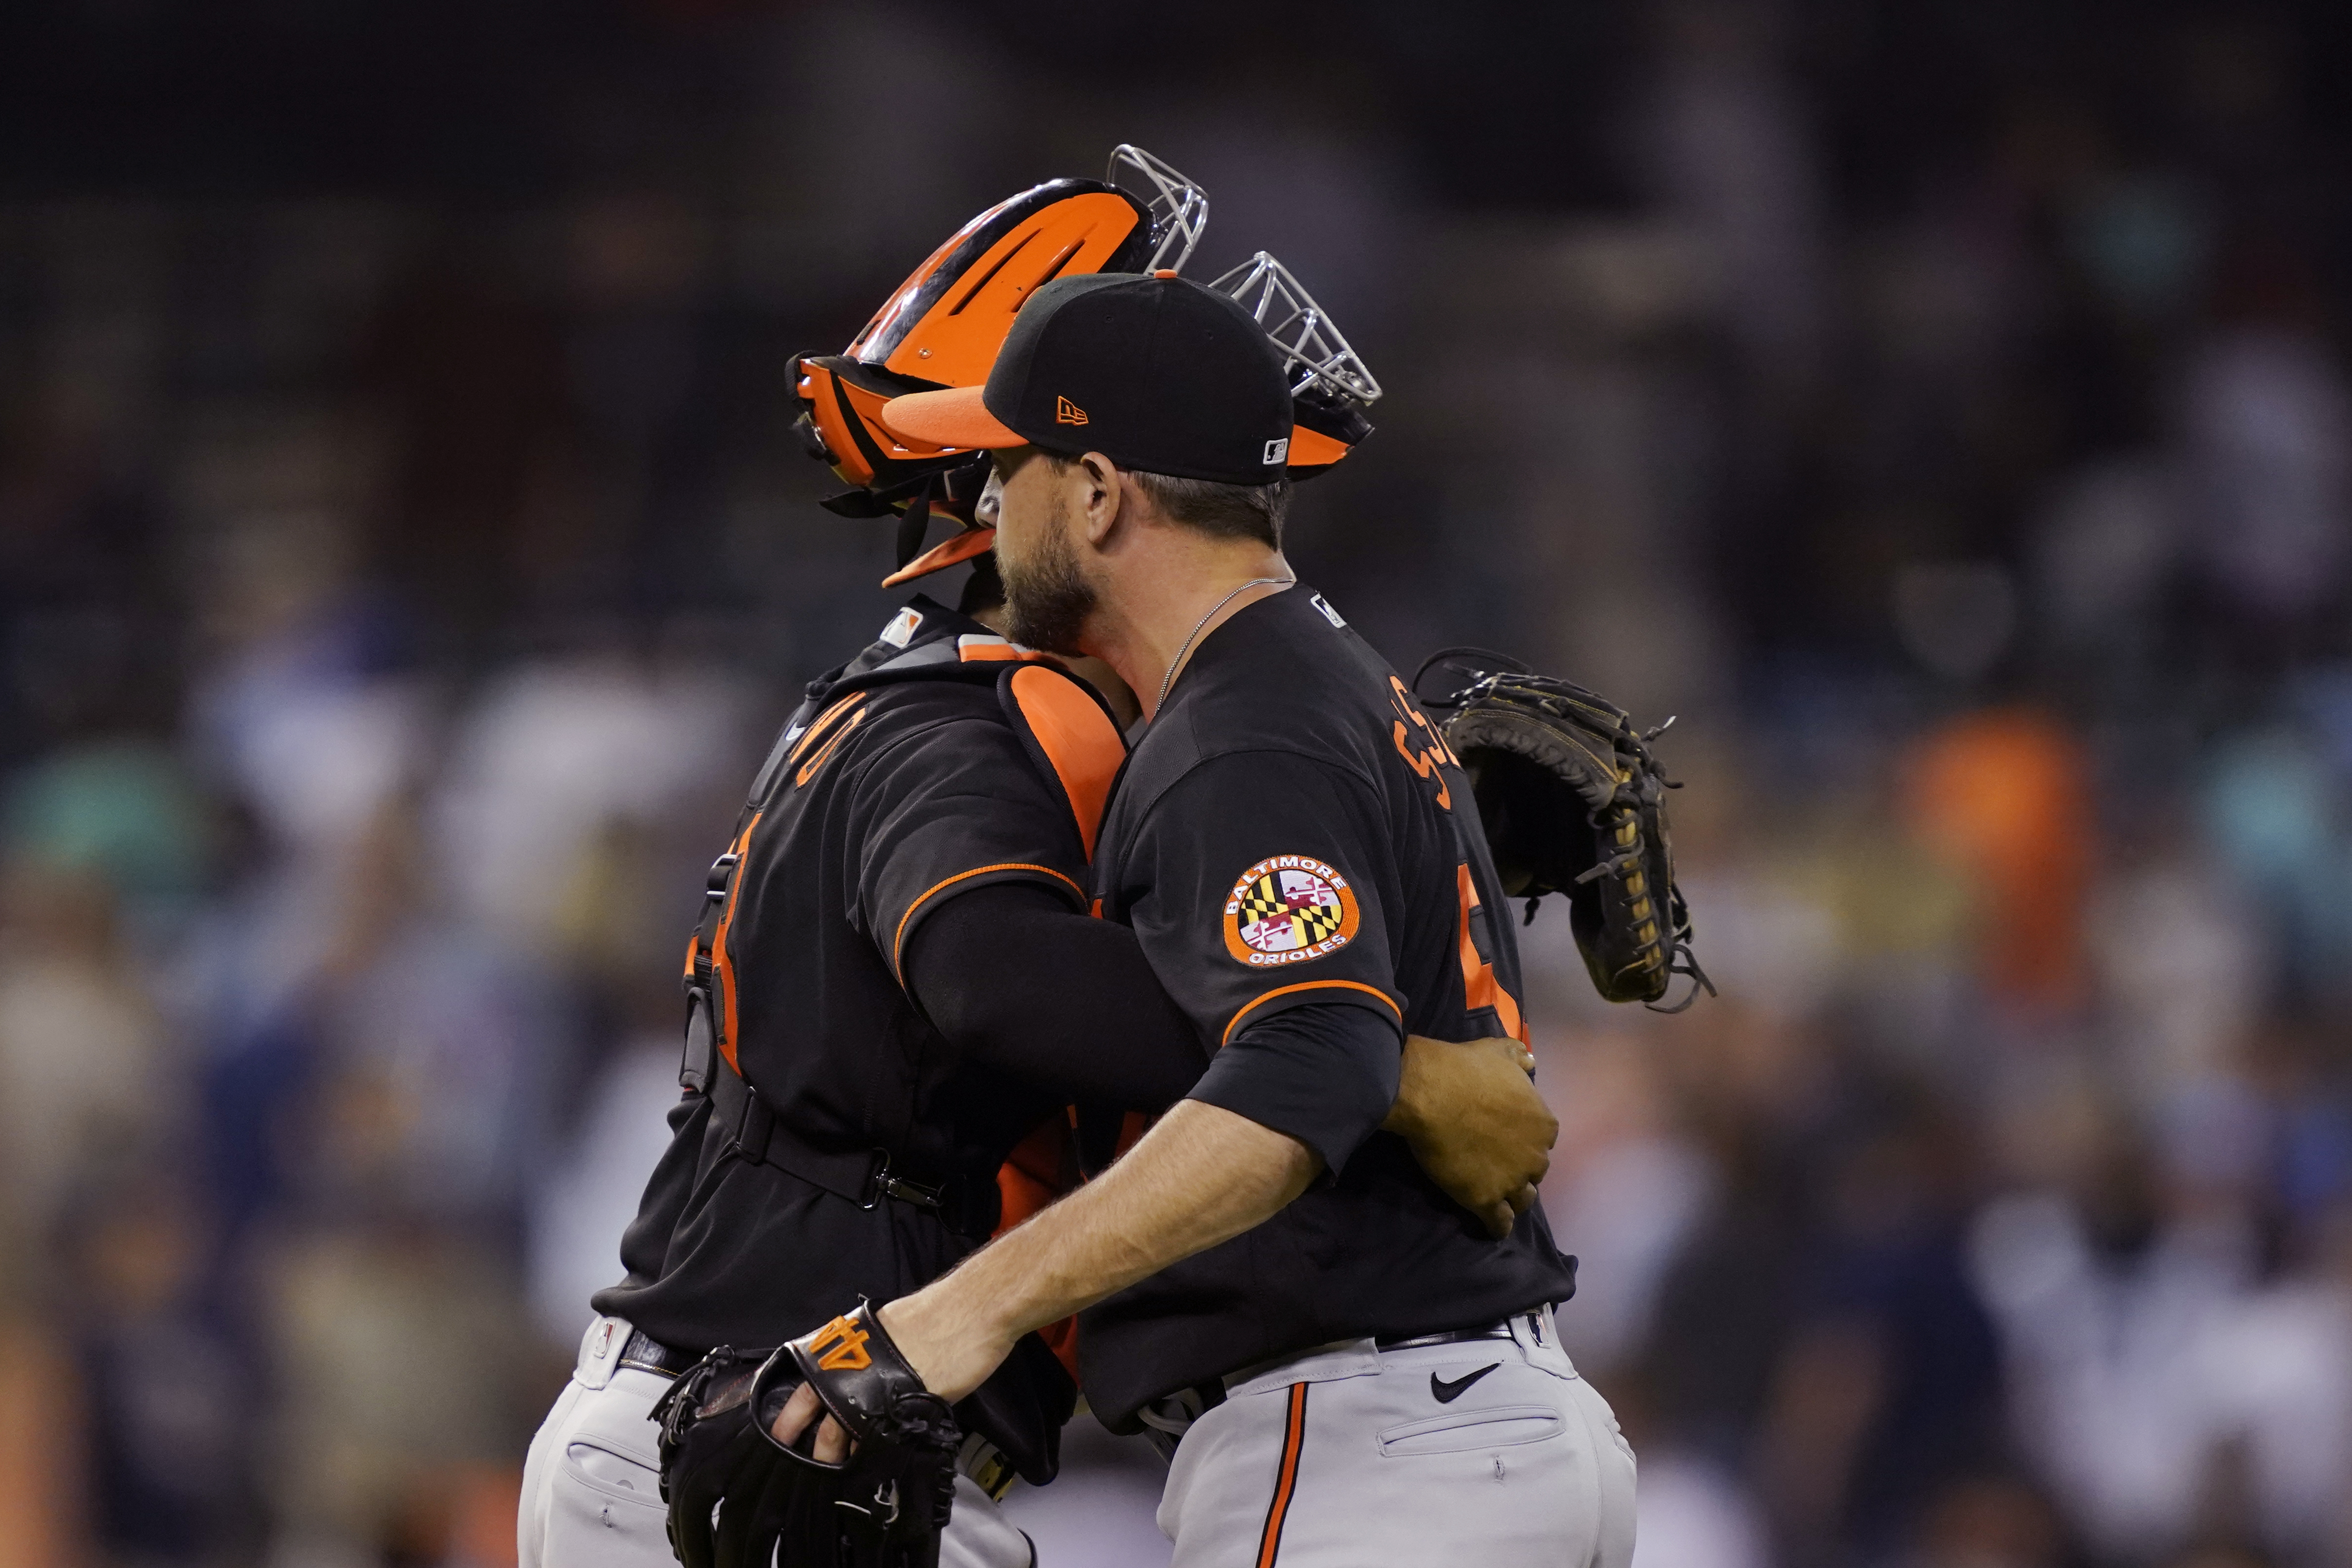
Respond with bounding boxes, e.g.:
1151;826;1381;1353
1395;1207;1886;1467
1284;425;1354;479
1284;388;1374;480
792;353;977;496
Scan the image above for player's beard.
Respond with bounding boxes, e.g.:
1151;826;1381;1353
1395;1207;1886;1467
1000;496;1097;655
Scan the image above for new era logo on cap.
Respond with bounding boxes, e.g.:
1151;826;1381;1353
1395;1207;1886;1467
1056;395;1089;425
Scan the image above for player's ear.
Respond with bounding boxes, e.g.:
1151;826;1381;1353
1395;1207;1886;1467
1076;451;1123;545
974;466;1004;528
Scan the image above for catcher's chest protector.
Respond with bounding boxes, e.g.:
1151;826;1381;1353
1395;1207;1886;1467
605;594;1126;1359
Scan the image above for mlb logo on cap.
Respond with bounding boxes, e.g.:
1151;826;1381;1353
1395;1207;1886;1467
1262;438;1289;466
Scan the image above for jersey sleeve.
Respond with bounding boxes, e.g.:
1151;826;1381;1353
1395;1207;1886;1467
1189;1002;1400;1174
901;880;1208;1109
852;712;1091;983
1116;749;1407;1165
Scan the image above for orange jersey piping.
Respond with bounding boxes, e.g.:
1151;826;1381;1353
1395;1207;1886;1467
892;862;1084;980
1222;979;1402;1048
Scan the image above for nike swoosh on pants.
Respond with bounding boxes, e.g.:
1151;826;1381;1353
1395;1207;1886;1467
1429;1363;1501;1403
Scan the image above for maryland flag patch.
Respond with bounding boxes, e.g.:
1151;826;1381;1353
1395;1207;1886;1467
1223;854;1362;967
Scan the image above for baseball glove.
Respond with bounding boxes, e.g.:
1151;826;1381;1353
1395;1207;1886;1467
1415;648;1713;1013
652;1304;961;1568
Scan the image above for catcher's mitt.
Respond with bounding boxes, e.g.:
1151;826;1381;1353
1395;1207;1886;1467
652;1304;961;1568
1415;648;1713;1013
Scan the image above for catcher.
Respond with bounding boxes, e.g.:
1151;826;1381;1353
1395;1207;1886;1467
758;265;1708;1567
517;151;1560;1568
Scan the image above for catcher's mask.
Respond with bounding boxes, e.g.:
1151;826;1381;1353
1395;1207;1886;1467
791;145;1207;588
1207;250;1381;479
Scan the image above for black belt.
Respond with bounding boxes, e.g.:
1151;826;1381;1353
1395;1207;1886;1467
1212;1317;1535;1400
618;1329;698;1378
1375;1322;1519;1352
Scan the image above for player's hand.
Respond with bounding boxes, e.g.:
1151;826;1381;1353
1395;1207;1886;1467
767;1381;850;1462
1386;1035;1555;1239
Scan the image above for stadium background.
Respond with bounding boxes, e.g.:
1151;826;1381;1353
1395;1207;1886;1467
4;2;2352;1564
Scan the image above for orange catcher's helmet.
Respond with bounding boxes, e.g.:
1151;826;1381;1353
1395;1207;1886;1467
789;148;1383;588
792;150;1201;476
789;146;1208;586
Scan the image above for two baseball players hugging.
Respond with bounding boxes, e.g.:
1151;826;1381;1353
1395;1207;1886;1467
521;147;1700;1568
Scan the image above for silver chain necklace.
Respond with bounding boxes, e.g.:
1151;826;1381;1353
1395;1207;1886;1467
1156;577;1293;713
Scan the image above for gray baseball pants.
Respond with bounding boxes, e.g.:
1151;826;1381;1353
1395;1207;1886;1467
518;1316;1035;1568
1155;1306;1637;1567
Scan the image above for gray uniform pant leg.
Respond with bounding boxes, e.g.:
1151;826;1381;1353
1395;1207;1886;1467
518;1320;672;1568
519;1316;1035;1568
1157;1308;1636;1568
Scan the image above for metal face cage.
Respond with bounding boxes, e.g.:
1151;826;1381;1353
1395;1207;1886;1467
1108;143;1209;275
1207;251;1383;407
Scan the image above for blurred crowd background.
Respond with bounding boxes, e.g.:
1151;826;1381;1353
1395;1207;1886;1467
6;1;2352;1565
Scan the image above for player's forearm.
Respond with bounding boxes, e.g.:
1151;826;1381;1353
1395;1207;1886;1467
938;1098;1317;1327
880;1099;1317;1399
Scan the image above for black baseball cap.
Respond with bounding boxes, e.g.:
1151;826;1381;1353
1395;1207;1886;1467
880;271;1297;485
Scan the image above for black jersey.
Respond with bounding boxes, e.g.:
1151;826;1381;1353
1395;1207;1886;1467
1075;586;1579;1431
593;596;1122;1354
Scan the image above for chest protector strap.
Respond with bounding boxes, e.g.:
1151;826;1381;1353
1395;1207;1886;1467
701;1058;947;1211
675;817;949;1213
678;854;734;1096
